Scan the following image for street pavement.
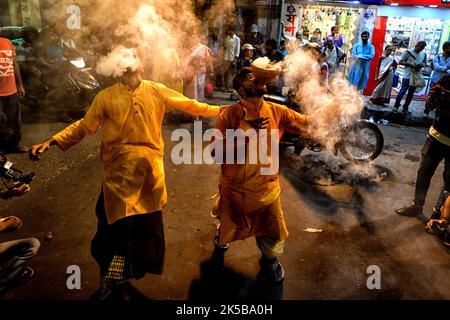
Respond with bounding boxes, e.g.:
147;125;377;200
0;96;448;300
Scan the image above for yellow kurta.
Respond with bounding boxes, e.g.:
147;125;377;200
214;100;309;244
53;80;220;224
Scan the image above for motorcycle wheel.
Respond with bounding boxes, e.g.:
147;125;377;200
338;120;384;162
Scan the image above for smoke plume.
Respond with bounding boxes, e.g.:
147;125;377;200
282;48;364;151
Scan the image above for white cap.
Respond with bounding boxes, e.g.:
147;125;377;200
241;43;255;51
251;24;258;33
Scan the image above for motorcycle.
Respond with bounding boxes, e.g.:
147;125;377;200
20;54;101;122
264;93;384;162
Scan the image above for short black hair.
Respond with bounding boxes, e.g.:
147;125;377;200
442;41;450;50
416;41;427;47
265;39;277;49
361;31;370;37
331;26;338;32
233;67;253;91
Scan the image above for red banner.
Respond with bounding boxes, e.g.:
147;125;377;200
384;0;450;7
363;16;388;96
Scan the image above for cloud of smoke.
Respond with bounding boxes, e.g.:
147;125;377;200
95;46;142;78
282;48;364;151
42;0;236;79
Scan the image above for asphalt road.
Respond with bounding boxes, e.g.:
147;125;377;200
0;101;449;300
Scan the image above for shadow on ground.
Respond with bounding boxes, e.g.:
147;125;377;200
188;249;283;301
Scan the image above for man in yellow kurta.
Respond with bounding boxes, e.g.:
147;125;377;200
29;65;221;299
212;67;313;283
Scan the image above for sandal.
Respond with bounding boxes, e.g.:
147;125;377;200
0;216;23;233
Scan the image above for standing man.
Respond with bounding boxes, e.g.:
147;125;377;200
184;37;214;102
395;75;449;218
248;24;264;59
392;41;427;114
222;28;241;91
322;35;346;76
424;41;450;116
235;43;254;74
348;31;375;91
29;53;223;299
328;26;344;48
0;36;26;153
212;67;332;282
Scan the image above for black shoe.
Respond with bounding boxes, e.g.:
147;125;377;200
259;257;285;283
395;203;423;216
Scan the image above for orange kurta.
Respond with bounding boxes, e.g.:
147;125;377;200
53;80;220;224
214;100;309;244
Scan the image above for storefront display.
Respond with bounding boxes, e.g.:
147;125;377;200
384;16;449;97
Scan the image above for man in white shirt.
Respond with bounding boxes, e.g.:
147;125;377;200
322;35;346;75
393;41;427;114
221;28;241;91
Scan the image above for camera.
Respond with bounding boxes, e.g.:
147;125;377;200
0;153;35;185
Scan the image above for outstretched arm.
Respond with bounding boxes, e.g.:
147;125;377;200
156;82;223;117
30;93;104;160
278;104;311;135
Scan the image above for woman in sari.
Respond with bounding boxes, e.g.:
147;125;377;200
369;45;398;106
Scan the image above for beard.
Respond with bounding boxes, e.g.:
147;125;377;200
243;84;267;98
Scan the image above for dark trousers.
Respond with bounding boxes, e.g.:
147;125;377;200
414;136;450;206
0;93;21;147
0;238;40;291
393;78;416;113
90;192;165;280
424;81;437;115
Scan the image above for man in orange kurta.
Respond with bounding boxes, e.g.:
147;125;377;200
212;68;312;283
30;65;222;299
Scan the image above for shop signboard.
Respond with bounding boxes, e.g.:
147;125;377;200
384;0;450;7
282;3;301;39
335;0;384;3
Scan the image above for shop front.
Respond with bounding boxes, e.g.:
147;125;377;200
364;3;450;98
284;1;379;75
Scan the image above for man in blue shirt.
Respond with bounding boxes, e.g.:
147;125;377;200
348;31;375;91
424;41;450;116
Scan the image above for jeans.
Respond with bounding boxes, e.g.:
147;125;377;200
0;238;40;291
0;93;21;147
413;136;450;206
393;78;416;113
